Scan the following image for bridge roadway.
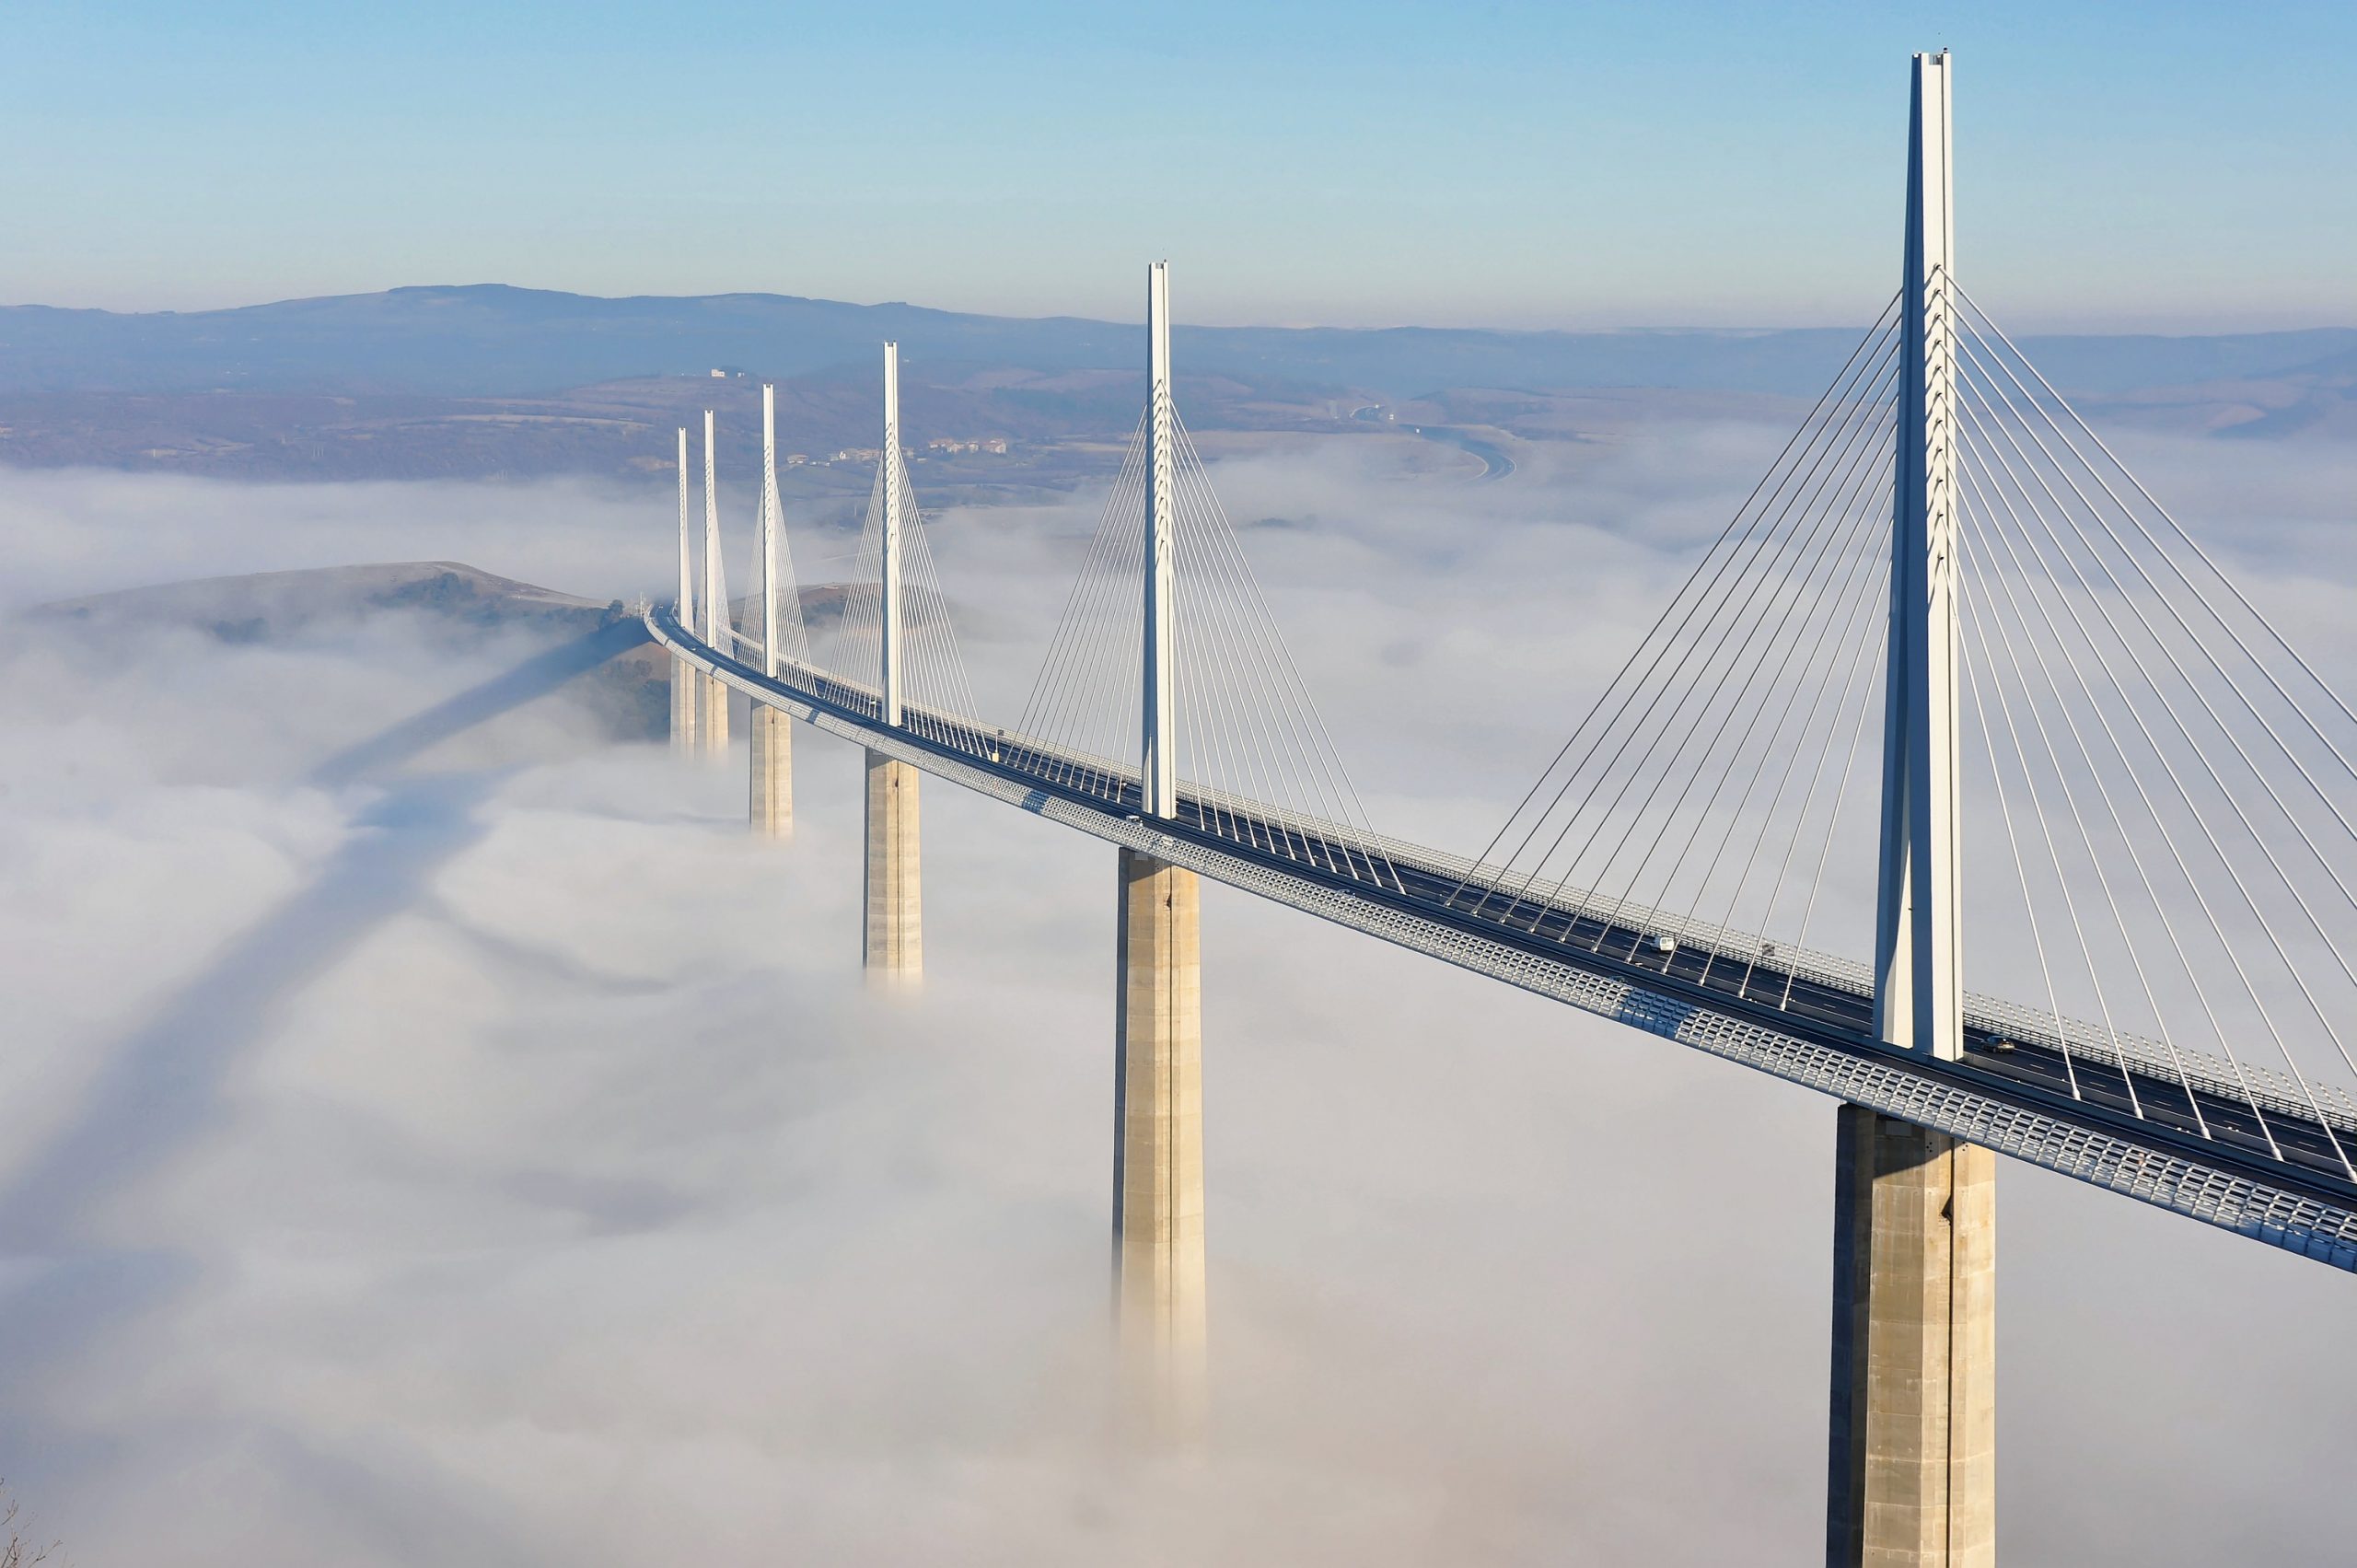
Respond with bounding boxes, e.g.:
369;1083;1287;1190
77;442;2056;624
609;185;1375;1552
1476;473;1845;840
652;607;2357;1271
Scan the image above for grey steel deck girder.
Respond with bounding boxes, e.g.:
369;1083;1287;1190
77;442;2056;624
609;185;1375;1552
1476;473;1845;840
651;610;2357;1272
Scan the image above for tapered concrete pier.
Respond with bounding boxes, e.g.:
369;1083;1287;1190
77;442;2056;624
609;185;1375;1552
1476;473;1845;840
699;675;730;752
750;706;791;838
1113;847;1206;1435
862;749;921;978
670;661;699;751
1827;1105;1995;1567
1109;267;1205;1434
1832;56;1994;1564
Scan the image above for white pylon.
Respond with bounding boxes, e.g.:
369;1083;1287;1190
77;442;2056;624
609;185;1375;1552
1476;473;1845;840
761;384;780;679
676;425;694;626
880;343;904;727
702;409;726;648
1873;50;1963;1061
1142;261;1177;819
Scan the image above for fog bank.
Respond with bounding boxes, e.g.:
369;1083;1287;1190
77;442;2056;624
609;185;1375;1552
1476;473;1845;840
2;425;2354;1562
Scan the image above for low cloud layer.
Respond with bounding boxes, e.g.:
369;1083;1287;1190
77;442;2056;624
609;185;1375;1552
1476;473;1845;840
2;424;2354;1563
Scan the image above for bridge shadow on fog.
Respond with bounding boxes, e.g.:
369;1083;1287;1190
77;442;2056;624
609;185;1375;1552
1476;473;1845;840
0;776;504;1528
309;617;648;788
3;621;648;1249
0;772;498;1250
0;626;656;1537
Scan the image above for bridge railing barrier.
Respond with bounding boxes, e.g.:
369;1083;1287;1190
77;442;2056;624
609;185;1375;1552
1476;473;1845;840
677;609;2356;1137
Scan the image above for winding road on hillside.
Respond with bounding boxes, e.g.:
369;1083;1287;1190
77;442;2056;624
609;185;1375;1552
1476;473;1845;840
1351;403;1516;482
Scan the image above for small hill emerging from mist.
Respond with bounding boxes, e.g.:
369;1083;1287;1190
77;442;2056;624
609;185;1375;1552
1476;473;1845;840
31;562;861;744
36;563;671;740
36;561;626;645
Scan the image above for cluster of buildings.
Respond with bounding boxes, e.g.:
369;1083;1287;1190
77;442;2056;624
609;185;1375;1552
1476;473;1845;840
807;438;1010;466
686;373;1009;466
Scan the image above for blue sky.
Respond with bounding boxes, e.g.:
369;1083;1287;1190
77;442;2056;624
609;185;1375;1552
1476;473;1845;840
4;1;2350;329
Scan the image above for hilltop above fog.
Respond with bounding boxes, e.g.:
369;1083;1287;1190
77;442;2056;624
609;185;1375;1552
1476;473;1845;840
31;562;668;742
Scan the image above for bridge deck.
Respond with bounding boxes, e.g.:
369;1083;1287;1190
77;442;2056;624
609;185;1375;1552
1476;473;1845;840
656;609;2357;1272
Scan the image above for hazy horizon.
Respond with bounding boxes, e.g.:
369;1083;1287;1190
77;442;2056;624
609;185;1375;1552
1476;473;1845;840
9;276;2355;342
6;6;2352;332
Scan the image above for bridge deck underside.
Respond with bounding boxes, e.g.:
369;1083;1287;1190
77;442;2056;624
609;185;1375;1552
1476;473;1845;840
661;610;2357;1271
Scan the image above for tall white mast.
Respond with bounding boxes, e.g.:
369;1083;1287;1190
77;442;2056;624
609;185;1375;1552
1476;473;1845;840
761;384;780;679
1874;50;1963;1060
1142;261;1177;819
676;425;693;626
702;409;725;646
880;343;903;726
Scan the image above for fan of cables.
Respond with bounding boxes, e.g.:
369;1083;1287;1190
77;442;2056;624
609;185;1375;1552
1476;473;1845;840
1453;278;2357;1176
818;447;980;749
726;453;812;675
1948;281;2357;1171
1453;294;1904;988
1015;408;1397;889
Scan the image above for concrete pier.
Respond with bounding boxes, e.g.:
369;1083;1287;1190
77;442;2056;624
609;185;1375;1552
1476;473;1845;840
1828;1104;1995;1568
669;657;698;753
699;673;731;756
1113;848;1206;1435
749;705;792;837
862;750;921;977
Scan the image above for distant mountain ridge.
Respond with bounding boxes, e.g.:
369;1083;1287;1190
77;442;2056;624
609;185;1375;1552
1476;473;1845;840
6;284;2351;401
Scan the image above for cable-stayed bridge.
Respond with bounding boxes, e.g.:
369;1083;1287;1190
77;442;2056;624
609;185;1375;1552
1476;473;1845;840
635;52;2351;1566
